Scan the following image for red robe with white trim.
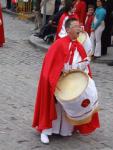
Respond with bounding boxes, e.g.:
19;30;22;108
32;36;100;134
84;14;94;35
0;3;5;47
56;12;78;40
74;0;87;25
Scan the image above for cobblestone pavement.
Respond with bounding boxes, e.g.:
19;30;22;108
0;13;113;150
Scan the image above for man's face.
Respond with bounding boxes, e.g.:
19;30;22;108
67;21;81;39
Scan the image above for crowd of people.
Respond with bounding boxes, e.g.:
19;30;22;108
33;0;113;59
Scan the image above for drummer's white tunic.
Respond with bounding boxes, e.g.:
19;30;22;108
42;47;91;136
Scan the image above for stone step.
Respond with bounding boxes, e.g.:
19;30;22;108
29;34;113;63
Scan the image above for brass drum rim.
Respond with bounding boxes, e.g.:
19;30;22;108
55;69;89;102
65;107;99;125
77;31;87;44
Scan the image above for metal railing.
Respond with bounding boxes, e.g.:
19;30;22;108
16;0;33;19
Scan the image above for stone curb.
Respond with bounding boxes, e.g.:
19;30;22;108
29;35;113;63
93;58;113;64
2;8;18;16
2;8;35;21
28;35;50;52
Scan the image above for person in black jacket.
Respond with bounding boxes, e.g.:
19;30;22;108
33;0;73;44
101;0;113;56
6;0;11;9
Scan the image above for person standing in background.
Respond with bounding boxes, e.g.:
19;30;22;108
6;0;11;9
40;0;56;24
56;0;78;40
90;0;106;58
106;0;113;66
101;0;113;56
74;0;87;25
84;4;94;35
33;0;42;30
0;2;5;47
54;0;61;14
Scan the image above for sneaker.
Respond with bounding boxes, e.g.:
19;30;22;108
40;133;49;144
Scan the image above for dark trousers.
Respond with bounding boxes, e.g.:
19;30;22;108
38;23;57;39
6;0;11;9
101;13;113;55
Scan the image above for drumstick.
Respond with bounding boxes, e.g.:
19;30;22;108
77;59;88;64
77;53;93;64
77;56;91;64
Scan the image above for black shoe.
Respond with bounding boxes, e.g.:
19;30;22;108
101;53;107;56
93;56;101;59
34;33;43;39
107;61;113;66
33;33;40;37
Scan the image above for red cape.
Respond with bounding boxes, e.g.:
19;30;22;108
0;3;5;46
74;1;87;25
32;36;99;133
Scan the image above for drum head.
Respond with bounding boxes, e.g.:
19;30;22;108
55;70;89;102
77;32;87;44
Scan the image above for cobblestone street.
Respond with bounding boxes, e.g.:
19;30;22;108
0;14;113;150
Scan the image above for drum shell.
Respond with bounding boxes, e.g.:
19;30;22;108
56;77;98;125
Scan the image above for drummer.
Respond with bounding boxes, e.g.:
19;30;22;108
32;18;100;144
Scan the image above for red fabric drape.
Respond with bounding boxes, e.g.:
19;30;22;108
56;12;78;40
74;0;87;25
0;2;5;46
84;15;94;35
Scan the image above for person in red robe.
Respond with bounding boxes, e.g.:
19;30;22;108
32;18;100;144
84;4;94;35
0;2;5;47
56;1;78;40
74;0;87;25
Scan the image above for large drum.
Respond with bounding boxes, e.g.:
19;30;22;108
55;70;99;125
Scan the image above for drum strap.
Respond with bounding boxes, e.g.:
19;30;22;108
68;41;87;65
